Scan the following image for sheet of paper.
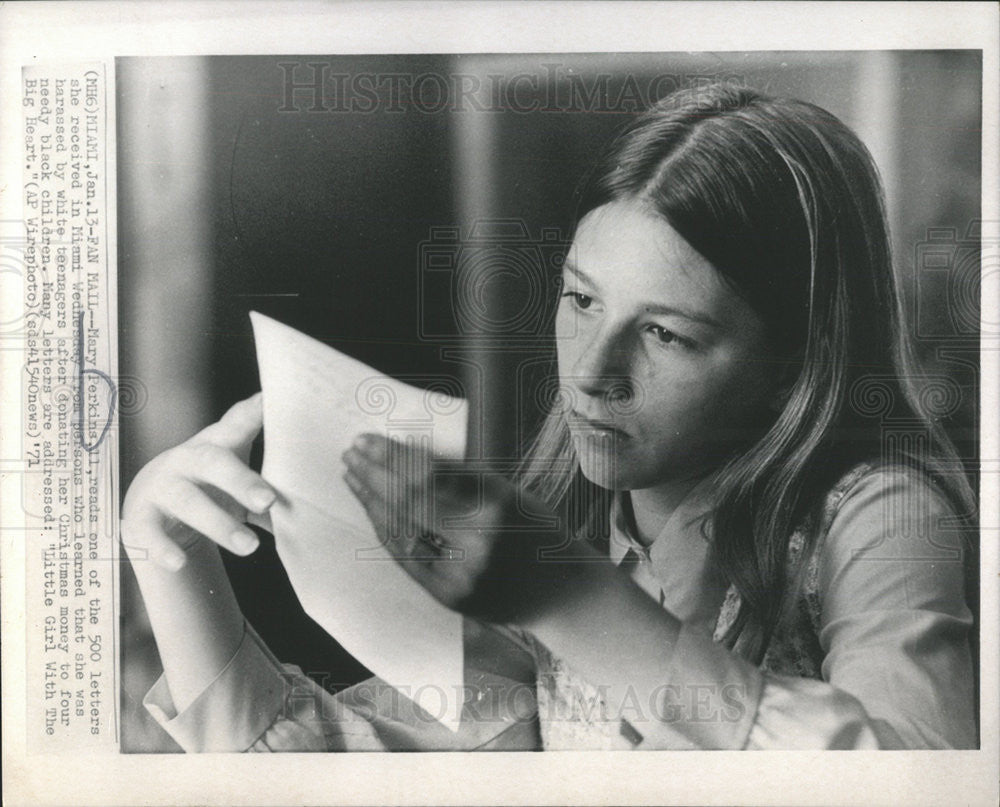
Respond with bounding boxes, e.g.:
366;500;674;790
250;311;467;731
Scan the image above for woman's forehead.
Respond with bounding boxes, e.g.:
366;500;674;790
568;200;741;315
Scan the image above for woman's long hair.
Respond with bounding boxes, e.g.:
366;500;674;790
518;83;977;664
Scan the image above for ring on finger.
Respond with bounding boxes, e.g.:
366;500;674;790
417;529;448;554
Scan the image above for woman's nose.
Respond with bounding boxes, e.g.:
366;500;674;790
568;324;633;401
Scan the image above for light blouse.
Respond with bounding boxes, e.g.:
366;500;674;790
142;461;977;751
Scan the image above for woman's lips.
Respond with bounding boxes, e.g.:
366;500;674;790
568;410;630;438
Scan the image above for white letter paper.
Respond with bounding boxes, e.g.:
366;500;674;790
251;312;467;731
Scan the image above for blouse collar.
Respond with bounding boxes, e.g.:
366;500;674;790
608;472;728;626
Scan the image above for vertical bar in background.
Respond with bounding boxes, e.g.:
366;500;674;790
117;56;212;751
854;51;902;248
452;58;510;466
118;57;212;469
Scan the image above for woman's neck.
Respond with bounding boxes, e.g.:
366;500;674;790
626;476;704;547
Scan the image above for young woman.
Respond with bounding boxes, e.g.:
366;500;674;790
122;83;978;751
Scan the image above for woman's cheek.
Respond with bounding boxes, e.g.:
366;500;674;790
651;365;740;436
553;300;578;341
688;366;771;442
720;354;775;418
553;309;580;375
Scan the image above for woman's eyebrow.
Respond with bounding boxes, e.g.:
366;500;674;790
563;258;722;331
561;259;594;286
643;302;723;331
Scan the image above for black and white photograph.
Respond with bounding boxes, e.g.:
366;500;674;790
116;50;985;754
3;3;998;806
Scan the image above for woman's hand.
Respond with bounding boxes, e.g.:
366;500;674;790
342;433;584;626
121;393;277;571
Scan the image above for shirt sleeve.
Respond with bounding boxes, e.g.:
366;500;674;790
143;617;542;752
634;465;976;750
142;621;385;752
746;465;977;749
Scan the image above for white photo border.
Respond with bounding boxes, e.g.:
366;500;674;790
1;2;997;806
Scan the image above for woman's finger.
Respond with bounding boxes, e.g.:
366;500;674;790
246;509;273;534
350;441;445;548
196;392;264;451
343;451;492;610
155;480;260;556
353;432;389;462
344;467;393;550
181;442;277;514
353;433;434;498
120;511;193;571
343;445;389;499
344;454;445;562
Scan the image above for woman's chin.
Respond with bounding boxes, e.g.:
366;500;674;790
572;431;623;488
575;453;643;492
572;435;704;492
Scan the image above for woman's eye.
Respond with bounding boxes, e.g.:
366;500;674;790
561;292;593;310
647;324;691;348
